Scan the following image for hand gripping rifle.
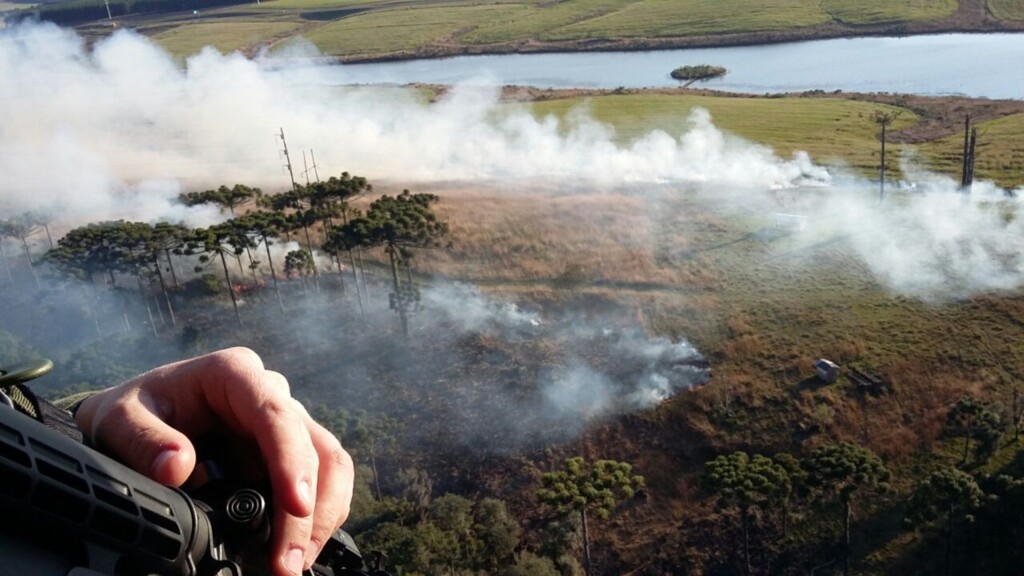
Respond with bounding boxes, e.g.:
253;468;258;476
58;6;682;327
0;359;389;576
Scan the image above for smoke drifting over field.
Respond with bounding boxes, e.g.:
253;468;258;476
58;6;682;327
2;20;1023;302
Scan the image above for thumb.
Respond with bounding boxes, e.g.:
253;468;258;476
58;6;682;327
83;393;197;487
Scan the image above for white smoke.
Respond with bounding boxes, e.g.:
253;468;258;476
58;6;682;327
420;283;539;332
418;284;710;436
0;22;824;218
2;21;1022;301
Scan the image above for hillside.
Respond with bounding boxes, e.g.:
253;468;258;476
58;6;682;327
25;0;1024;61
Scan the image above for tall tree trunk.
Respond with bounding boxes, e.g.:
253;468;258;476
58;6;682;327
83;284;102;338
347;250;364;318
325;216;345;293
581;507;592;576
220;250;243;327
164;248;181;288
358;249;370;297
111;268;132;333
262;234;285;313
842;496;852;576
144;273;166;328
962;415;973;464
388;245;408;338
154;255;176;326
302;224;320;293
370;447;383;502
0;242;12;282
945;502;954;576
742;506;752;576
20;236;39;289
135;274;157;336
879;122;887;202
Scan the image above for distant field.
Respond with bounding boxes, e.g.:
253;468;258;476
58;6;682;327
542;0;830;40
124;0;1024;60
988;0;1024;20
527;94;918;180
259;0;393;7
821;0;957;25
151;19;303;59
299;4;526;58
918;112;1024;189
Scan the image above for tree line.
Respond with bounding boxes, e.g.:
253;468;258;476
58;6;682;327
701;436;1024;576
0;174;448;338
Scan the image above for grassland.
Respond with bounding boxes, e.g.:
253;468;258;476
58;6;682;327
526;93;919;179
393;179;1024;572
821;0;958;25
514;89;1023;189
988;0;1024;20
101;0;1024;62
151;18;303;59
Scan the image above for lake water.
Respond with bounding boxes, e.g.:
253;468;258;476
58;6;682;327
318;33;1024;100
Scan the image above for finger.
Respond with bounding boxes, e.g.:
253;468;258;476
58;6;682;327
83;387;197;487
205;372;319;575
271;493;315;576
304;419;355;568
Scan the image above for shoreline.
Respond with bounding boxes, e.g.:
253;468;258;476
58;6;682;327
333;24;1024;65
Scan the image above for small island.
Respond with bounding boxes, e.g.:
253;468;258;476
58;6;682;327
670;64;727;83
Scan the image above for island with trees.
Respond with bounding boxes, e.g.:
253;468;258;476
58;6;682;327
670;64;727;83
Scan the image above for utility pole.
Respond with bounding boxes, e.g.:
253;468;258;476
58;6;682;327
277;128;320;292
278;128;298;190
960;115;977;193
104;0;112;20
309;149;321;183
874;111;901;202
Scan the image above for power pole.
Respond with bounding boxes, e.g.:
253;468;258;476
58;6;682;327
104;0;112;20
278;129;320;292
874;111;901;202
278;128;298;190
310;149;321;183
960;115;977;193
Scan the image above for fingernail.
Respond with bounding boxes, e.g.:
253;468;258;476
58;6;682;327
285;547;304;575
150;449;178;477
298;479;312;506
305;539;322;567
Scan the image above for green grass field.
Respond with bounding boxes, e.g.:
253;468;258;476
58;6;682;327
821;0;957;25
527;93;918;179
130;0;1024;60
917;112;1024;189
152;19;303;59
988;0;1024;20
299;4;527;58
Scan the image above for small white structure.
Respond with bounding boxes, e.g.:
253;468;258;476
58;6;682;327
814;358;840;383
774;213;807;232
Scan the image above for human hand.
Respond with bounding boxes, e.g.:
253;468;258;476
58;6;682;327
72;347;353;576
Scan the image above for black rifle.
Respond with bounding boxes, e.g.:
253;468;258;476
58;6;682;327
0;360;389;576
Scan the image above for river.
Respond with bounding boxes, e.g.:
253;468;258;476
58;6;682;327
315;33;1024;100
